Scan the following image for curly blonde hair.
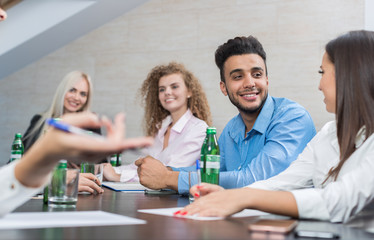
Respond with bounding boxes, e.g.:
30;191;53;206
140;62;212;136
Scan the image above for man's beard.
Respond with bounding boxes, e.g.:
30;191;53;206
227;88;268;115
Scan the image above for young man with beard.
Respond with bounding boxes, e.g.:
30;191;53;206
135;36;316;194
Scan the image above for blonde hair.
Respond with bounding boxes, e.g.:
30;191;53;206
140;62;212;136
25;71;93;139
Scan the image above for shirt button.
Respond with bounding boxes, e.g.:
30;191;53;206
11;183;15;189
238;166;241;170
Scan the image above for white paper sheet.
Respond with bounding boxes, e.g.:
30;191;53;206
0;211;146;229
138;207;269;221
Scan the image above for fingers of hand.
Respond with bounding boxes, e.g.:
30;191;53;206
79;173;103;193
62;112;101;129
121;137;154;150
135;158;143;166
114;113;126;138
189;185;199;196
80;173;95;180
79;186;95;194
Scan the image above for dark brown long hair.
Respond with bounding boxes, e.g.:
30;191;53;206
325;30;374;181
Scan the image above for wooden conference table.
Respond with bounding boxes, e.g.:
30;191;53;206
2;188;374;240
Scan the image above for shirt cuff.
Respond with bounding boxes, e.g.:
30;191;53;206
291;188;330;221
115;164;139;183
172;165;196;172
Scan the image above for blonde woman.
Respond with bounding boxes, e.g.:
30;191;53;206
22;71;103;194
104;62;212;182
0;6;152;216
23;71;94;151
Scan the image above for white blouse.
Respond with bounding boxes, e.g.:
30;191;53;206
115;109;208;182
249;121;374;223
0;161;44;217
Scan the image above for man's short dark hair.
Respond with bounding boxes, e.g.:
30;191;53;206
215;36;267;82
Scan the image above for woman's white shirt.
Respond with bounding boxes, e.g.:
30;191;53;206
0;161;44;217
116;109;208;182
249;121;374;223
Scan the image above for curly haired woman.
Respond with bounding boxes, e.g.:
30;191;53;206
104;62;212;182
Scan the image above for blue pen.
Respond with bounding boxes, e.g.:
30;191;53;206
46;118;149;155
46;118;105;141
196;159;202;197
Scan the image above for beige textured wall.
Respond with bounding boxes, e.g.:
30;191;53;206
0;0;364;165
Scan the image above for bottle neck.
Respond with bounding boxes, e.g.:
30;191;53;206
57;160;68;169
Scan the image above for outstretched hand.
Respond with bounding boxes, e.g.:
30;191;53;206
41;112;153;163
15;112;153;188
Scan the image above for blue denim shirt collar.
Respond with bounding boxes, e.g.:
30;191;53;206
228;95;273;143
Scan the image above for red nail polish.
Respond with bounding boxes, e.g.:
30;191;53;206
194;193;200;197
173;210;181;215
181;211;188;216
197;185;203;189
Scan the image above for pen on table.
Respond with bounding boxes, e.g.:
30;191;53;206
195;159;201;198
46;118;105;141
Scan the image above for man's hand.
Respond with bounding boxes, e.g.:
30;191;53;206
135;156;179;190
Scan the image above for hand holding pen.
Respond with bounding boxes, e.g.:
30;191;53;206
46;116;150;156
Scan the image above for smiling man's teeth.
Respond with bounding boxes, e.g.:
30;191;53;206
243;94;256;97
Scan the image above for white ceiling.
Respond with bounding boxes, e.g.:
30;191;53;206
0;0;149;80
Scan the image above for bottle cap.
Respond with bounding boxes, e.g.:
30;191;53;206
206;127;216;134
57;160;68;169
15;133;22;138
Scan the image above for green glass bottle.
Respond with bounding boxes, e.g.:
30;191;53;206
10;133;24;162
43;185;49;205
110;154;122;167
49;160;67;201
201;127;220;184
200;134;207;165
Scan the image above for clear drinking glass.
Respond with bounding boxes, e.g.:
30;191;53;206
188;171;194;203
48;168;79;206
